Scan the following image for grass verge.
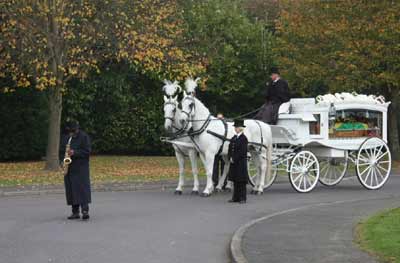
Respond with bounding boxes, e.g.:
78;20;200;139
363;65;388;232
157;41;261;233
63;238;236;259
355;208;400;263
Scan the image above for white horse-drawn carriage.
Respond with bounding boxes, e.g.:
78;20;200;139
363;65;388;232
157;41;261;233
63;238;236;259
162;79;392;196
249;93;392;193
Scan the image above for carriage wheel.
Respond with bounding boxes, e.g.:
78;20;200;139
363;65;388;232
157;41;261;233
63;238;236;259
248;156;277;189
318;152;348;187
289;151;320;193
356;137;391;190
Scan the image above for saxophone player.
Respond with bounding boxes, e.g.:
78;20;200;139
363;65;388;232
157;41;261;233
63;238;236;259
59;121;92;220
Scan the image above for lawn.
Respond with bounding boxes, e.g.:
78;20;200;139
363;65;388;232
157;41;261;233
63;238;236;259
356;208;400;263
0;156;399;188
0;156;205;188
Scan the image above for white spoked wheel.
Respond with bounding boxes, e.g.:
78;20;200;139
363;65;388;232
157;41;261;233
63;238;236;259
248;156;277;189
319;152;348;186
289;151;320;193
356;137;391;190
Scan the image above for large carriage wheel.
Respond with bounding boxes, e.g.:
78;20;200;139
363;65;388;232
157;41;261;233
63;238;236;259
356;137;391;190
289;151;320;193
248;156;277;189
318;152;348;186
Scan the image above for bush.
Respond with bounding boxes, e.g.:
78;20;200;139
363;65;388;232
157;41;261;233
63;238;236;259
0;85;49;161
63;63;173;156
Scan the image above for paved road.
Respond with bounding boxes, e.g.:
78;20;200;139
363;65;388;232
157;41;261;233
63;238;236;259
0;176;399;263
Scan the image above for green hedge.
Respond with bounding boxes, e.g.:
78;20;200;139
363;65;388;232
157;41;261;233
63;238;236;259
63;63;172;156
0;85;49;161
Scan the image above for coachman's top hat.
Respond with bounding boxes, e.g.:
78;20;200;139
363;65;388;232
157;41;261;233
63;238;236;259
233;119;246;128
270;67;280;75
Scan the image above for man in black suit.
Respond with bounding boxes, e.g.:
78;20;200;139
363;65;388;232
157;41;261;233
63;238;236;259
228;119;248;204
255;67;290;124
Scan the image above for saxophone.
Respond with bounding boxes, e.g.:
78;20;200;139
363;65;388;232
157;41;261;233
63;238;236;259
62;137;73;176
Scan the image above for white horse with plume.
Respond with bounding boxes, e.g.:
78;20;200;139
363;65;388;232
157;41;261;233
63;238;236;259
162;80;200;195
179;77;273;196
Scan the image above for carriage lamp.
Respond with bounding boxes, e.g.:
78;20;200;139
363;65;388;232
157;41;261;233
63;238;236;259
328;103;336;120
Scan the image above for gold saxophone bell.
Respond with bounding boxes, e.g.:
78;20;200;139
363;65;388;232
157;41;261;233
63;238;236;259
63;157;72;165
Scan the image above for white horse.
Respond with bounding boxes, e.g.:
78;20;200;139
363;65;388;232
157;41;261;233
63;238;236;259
179;78;273;196
162;80;200;195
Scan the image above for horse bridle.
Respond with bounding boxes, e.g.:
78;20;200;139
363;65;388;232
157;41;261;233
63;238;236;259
163;97;188;137
163;100;177;122
181;94;195;121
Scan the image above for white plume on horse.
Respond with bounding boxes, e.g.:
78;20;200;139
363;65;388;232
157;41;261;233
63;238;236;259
162;79;181;97
162;80;200;195
184;77;200;95
179;77;273;196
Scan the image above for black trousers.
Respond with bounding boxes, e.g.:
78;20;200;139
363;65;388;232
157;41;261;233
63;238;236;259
72;204;89;214
232;182;247;202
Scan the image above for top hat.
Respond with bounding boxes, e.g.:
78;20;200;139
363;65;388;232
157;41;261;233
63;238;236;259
233;119;246;128
270;67;280;74
66;121;80;131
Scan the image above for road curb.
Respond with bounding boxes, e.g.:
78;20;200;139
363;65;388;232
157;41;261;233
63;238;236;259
229;194;400;263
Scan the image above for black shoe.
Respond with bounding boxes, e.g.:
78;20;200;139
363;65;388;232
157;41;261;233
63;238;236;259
67;213;80;220
82;212;90;220
228;199;238;203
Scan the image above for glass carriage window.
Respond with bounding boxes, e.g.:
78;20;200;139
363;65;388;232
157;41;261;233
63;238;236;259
329;109;382;138
309;114;321;135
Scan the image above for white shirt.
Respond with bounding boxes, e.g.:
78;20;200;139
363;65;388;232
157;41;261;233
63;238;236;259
273;77;280;83
236;132;243;137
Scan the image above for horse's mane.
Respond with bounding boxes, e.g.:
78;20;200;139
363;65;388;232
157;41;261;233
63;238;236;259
193;96;211;118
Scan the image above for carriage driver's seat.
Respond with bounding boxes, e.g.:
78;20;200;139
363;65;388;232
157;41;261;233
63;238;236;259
278;101;291;115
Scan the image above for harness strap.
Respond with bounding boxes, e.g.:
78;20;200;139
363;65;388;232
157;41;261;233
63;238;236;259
216;119;228;156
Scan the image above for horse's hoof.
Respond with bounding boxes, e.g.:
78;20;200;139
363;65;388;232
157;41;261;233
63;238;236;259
201;193;211;197
174;190;183;195
191;190;199;195
256;191;263;195
250;190;256;195
215;188;222;193
225;188;232;193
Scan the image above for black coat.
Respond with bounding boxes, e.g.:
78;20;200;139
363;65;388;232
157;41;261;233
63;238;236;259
265;78;290;104
255;78;290;124
59;130;92;205
228;134;249;183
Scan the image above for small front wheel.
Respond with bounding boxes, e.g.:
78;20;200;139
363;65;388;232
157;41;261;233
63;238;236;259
289;151;320;193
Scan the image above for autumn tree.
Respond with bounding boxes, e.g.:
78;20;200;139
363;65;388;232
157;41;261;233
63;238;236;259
274;0;400;157
0;0;205;169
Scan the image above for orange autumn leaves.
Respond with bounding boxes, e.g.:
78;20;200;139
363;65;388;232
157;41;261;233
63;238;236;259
275;0;400;93
0;156;205;187
0;0;206;93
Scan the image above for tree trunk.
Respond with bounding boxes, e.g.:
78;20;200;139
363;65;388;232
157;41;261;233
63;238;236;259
45;87;63;170
388;88;400;160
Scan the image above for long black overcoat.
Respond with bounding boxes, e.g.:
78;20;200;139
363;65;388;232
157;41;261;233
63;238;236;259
255;78;290;124
228;134;249;183
59;130;92;205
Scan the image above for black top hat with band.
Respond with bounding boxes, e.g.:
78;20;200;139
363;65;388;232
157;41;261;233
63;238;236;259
233;119;246;128
270;67;280;74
